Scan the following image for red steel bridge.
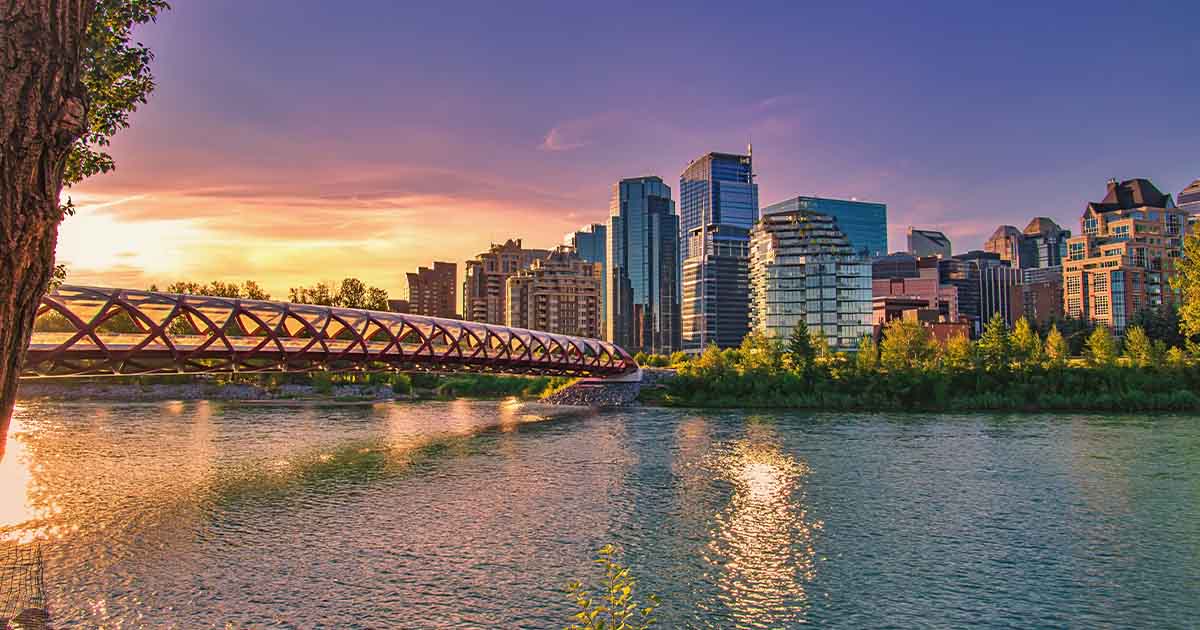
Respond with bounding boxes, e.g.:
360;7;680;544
22;286;638;379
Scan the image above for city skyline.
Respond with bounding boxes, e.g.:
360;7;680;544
53;1;1200;297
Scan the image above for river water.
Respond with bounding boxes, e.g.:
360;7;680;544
2;399;1198;628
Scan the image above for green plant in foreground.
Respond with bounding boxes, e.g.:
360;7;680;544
565;545;659;630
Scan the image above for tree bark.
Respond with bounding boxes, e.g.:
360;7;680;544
0;0;94;460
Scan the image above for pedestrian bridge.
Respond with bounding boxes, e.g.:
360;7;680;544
23;286;637;379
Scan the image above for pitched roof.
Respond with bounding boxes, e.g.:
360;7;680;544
1022;217;1063;236
1088;178;1173;213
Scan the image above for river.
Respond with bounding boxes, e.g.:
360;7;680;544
2;399;1198;628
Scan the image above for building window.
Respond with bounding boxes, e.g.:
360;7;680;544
1067;297;1082;315
1092;274;1108;292
1084;217;1098;235
1066;275;1081;294
1094;295;1109;316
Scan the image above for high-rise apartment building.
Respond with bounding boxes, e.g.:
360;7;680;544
506;246;602;338
680;151;758;350
763;196;888;258
1063;178;1188;331
463;239;551;325
749;210;873;350
567;223;607;334
608;176;680;353
400;261;457;318
906;227;951;258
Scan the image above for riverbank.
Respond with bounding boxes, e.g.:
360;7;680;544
644;365;1200;412
16;372;577;404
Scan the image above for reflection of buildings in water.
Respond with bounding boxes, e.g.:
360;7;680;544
705;423;822;626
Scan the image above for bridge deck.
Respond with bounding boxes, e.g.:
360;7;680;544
23;286;636;378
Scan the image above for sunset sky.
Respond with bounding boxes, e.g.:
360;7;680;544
59;0;1200;300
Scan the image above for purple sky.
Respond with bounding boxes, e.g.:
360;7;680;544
61;0;1200;296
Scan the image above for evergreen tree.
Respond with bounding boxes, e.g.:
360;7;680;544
1011;316;1042;368
977;313;1012;371
787;319;816;374
1122;325;1154;368
1044;325;1069;368
1085;326;1118;368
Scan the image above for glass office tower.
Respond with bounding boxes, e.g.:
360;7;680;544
679;151;758;351
762;196;888;258
568;223;607;335
607;176;680;353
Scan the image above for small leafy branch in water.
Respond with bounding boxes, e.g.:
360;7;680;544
565;544;659;630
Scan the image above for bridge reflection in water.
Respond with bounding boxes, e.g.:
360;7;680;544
24;286;636;378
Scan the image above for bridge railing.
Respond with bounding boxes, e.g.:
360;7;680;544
23;286;636;378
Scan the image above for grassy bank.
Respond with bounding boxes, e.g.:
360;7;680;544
19;372;575;402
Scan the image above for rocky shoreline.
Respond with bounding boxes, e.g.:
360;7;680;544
16;380;398;402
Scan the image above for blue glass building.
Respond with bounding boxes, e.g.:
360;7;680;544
568;223;607;335
679;151;758;351
763;196;888;258
607;177;680;353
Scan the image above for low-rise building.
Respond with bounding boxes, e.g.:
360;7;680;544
506;246;602;338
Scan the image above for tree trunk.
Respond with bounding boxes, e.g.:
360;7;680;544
0;0;94;460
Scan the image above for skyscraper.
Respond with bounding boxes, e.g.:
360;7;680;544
907;227;952;258
567;223;607;334
608;176;680;353
679;151;758;350
749;210;873;350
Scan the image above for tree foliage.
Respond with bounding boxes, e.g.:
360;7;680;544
1122;325;1155;368
941;333;975;372
879;319;936;372
1085;326;1119;368
1011;316;1042;369
1044;325;1069;368
977;313;1012;371
565;545;659;630
786;320;816;374
157;280;269;300
288;278;389;310
1173;229;1200;339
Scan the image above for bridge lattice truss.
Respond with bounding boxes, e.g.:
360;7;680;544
23;286;636;378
